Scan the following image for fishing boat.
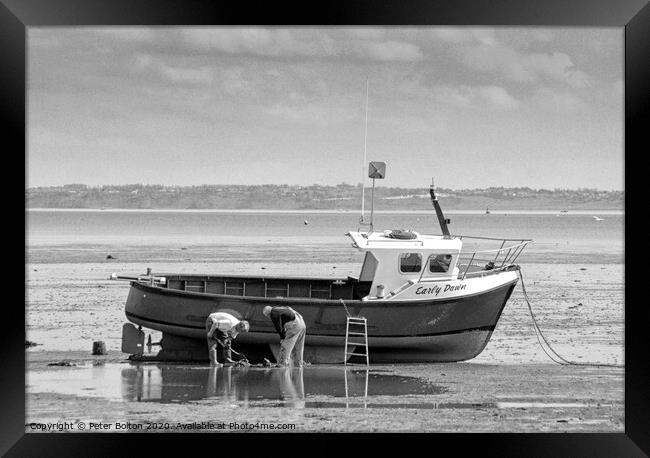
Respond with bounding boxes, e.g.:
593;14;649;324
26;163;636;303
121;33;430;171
116;168;531;364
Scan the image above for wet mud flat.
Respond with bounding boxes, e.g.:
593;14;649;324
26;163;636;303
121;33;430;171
27;353;623;433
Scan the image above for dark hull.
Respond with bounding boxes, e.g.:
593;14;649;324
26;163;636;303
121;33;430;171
125;277;517;363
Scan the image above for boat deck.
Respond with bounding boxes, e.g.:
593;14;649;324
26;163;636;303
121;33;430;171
160;274;372;301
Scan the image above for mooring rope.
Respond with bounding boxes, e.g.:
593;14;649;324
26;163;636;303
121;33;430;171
517;268;624;368
339;298;352;317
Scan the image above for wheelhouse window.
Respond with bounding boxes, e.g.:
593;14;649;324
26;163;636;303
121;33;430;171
399;253;422;273
429;254;453;273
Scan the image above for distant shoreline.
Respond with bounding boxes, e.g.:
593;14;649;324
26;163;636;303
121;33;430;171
26;184;623;213
26;208;624;215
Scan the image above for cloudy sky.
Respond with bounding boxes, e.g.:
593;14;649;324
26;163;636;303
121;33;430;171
28;27;623;190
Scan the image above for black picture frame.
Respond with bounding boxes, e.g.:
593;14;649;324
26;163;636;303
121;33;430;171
4;0;647;455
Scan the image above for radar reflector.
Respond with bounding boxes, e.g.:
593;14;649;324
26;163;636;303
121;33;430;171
368;161;386;179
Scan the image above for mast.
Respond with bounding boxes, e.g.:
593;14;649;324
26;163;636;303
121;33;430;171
360;78;369;223
429;178;451;238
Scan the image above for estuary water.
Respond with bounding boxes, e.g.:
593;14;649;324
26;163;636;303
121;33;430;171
26;209;623;264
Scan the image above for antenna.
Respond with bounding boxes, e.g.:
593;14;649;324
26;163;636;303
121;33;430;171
360;79;369;223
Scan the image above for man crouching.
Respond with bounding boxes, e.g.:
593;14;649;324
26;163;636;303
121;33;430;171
206;312;250;367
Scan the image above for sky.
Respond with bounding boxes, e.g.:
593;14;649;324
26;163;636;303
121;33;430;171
27;27;623;190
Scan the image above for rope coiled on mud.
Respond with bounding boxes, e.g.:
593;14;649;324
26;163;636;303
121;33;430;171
517;268;624;368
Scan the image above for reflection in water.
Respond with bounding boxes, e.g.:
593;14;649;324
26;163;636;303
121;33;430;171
272;367;305;408
344;368;368;408
121;365;444;408
206;366;233;402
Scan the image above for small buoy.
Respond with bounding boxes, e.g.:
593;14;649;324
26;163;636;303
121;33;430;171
304;220;309;225
92;341;107;355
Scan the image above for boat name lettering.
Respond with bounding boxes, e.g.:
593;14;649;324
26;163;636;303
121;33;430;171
415;283;467;296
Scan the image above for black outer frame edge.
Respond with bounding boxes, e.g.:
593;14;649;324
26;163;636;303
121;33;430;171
0;0;648;26
624;1;650;456
2;0;647;455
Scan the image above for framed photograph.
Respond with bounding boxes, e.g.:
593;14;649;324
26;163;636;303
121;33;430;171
5;0;647;454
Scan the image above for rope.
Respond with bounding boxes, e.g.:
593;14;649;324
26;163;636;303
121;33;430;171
339;298;352;317
517;268;623;368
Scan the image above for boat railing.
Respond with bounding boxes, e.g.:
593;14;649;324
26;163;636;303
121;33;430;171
110;273;167;285
416;237;532;282
455;237;531;280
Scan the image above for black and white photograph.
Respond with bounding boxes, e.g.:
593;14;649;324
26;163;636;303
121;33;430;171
23;23;628;435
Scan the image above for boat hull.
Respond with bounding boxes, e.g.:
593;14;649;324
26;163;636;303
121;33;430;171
124;273;517;363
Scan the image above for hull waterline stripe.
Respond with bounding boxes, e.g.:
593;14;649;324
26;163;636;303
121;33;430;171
125;311;495;338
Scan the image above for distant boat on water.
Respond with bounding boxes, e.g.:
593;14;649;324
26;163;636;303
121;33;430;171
485;207;491;214
593;216;604;221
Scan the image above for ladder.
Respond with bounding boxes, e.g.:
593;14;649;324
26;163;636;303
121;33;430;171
344;316;369;366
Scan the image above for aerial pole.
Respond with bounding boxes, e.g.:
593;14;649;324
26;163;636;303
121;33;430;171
370;176;376;232
360;78;369;224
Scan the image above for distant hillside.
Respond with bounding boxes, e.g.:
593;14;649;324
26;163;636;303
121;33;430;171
26;184;624;211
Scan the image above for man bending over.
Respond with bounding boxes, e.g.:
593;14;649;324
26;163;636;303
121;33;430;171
262;306;306;367
206;311;250;367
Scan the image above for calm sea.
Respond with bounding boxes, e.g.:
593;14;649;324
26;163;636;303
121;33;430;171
25;209;624;265
26;209;622;242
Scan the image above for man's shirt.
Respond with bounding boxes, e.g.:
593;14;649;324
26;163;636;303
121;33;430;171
269;307;296;339
206;312;241;339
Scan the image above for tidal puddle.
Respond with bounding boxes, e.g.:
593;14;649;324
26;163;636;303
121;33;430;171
263;401;497;409
28;364;448;407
